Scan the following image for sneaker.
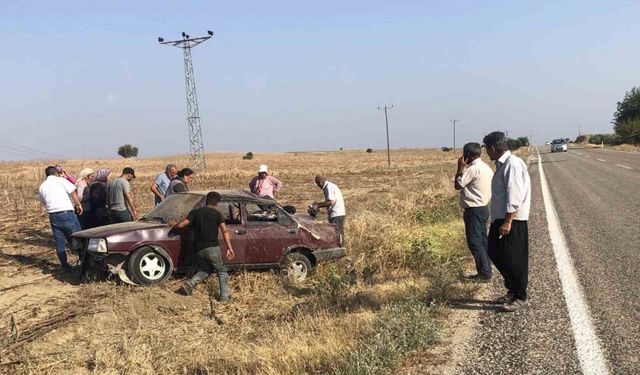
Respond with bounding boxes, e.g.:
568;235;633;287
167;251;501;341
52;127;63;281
179;282;194;296
494;292;515;304
502;298;528;312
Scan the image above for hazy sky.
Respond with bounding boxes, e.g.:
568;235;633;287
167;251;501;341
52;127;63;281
1;0;638;161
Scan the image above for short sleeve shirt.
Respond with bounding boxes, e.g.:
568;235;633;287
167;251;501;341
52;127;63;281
107;177;130;212
155;173;171;196
187;206;224;251
323;181;346;218
38;176;77;213
457;158;493;208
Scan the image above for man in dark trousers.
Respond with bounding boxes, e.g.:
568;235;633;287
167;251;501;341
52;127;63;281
173;192;235;301
483;131;531;312
454;142;494;282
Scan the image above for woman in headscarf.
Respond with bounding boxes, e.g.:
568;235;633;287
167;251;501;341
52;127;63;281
165;168;194;197
75;168;95;229
86;168;111;228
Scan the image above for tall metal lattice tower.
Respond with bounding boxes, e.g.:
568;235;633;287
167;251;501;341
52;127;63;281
158;31;214;172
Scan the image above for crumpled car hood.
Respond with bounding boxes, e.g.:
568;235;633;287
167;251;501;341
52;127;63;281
293;214;337;240
73;221;167;238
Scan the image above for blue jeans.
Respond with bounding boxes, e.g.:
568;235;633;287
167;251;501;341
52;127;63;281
49;210;81;267
187;246;229;299
463;206;492;277
110;209;132;223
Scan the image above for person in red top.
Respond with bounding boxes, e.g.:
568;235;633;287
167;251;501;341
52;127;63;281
249;165;282;199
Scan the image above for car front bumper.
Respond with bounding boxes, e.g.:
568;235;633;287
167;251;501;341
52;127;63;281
313;247;347;263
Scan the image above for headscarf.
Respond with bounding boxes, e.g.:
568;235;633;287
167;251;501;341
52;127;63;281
93;168;111;183
78;168;95;181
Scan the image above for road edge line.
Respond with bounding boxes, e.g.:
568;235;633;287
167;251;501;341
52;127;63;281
536;148;610;375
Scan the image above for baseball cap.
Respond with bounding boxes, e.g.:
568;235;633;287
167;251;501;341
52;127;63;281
258;164;268;173
123;167;136;178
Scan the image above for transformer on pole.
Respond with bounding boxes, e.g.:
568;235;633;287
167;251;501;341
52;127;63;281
158;31;214;172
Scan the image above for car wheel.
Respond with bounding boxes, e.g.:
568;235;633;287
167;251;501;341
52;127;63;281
282;252;313;282
127;247;172;285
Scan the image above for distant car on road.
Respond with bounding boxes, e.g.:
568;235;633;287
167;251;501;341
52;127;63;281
72;190;346;285
550;139;568;152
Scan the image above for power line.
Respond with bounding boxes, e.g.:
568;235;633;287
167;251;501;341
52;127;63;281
158;30;214;173
377;105;394;167
0;140;66;160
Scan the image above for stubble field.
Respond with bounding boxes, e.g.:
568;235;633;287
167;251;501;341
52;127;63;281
0;148;475;374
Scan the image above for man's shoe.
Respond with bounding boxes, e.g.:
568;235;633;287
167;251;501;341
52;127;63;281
502;298;528;312
494;292;515;304
179;282;194;296
465;274;491;283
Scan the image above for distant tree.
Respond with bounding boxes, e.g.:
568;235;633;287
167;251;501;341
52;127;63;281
366;148;373;153
242;152;254;160
117;144;138;158
507;138;523;151
575;135;588;143
517;137;530;147
441;147;451;152
613;87;640;144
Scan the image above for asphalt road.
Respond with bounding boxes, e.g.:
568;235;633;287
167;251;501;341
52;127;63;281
452;147;639;374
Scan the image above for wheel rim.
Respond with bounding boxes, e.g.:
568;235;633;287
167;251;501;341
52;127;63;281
139;253;166;281
286;260;308;281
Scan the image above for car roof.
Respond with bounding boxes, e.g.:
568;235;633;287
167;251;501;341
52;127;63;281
187;189;277;205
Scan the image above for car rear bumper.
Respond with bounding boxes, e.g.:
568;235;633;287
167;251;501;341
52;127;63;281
313;247;347;263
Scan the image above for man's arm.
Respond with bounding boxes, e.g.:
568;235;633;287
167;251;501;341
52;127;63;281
150;182;164;201
172;218;191;229
219;223;235;260
70;191;83;215
125;192;138;220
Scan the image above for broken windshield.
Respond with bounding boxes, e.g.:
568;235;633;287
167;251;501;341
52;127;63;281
143;193;204;223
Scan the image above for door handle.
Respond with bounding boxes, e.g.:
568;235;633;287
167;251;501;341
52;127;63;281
235;228;247;235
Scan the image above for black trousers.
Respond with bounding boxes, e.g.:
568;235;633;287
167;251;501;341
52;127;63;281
329;215;345;244
463;206;492;277
488;219;529;301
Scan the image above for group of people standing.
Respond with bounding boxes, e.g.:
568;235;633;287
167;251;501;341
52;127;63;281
455;131;531;312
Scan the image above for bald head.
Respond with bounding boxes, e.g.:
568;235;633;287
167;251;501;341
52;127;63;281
315;174;327;188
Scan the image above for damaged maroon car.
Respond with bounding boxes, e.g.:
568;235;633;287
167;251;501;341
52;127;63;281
71;190;346;285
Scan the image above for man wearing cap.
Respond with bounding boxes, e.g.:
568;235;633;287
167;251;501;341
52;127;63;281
38;166;84;270
107;167;138;223
249;165;283;199
313;174;346;243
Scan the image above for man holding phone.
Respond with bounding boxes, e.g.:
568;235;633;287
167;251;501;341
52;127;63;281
454;142;494;282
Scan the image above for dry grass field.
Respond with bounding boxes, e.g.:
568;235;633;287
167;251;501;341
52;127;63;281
0;148;486;374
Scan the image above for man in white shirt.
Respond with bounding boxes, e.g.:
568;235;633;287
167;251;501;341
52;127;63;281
454;142;494;282
313;174;346;243
38;166;83;270
483;131;532;312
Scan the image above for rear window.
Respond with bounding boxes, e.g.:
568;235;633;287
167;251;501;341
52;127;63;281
143;193;204;223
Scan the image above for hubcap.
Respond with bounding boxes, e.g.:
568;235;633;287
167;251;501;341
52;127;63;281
139;253;166;281
287;261;308;281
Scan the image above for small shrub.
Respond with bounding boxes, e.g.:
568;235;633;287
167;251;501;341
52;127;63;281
242;152;254;160
441;147;451;152
366;148;373;153
117;144;138;158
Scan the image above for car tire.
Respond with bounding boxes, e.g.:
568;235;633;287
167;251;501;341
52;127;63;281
127;247;172;285
282;252;313;282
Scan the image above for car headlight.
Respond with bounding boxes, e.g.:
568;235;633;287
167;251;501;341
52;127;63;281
87;238;108;253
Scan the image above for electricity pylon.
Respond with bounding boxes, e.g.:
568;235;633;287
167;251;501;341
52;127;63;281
158;31;214;172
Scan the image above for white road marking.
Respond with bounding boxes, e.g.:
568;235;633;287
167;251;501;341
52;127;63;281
596;158;606;162
536;149;610;375
615;164;632;170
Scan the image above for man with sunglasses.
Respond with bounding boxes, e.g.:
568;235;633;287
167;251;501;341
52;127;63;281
483;131;531;312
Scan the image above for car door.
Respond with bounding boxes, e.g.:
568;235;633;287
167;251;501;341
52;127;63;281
243;202;299;265
216;200;247;266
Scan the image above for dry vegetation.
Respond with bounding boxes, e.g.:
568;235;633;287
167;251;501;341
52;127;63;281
0;148;476;374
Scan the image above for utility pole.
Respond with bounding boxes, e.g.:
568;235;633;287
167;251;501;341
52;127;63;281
450;119;460;151
158;30;214;172
378;105;394;167
578;124;581;137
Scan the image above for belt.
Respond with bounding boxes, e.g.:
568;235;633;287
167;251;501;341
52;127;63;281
50;210;74;215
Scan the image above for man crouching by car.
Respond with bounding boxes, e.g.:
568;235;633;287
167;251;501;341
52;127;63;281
172;192;235;301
